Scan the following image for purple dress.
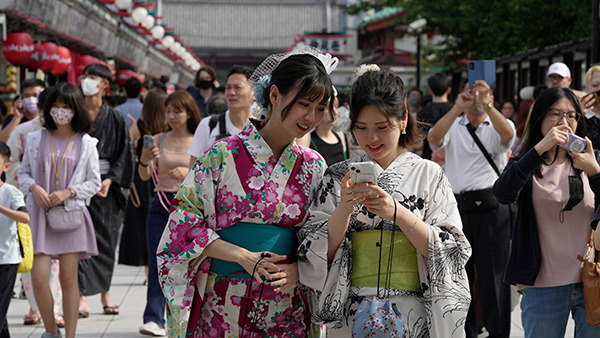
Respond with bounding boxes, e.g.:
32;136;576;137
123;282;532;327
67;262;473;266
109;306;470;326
29;131;97;259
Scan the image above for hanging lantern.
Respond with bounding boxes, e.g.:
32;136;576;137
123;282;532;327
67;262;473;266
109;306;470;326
74;55;96;76
24;43;46;70
151;26;165;40
162;35;174;48
169;42;181;53
40;42;59;72
51;47;72;75
116;69;135;85
115;0;132;10
2;32;34;65
131;7;148;23
141;15;155;29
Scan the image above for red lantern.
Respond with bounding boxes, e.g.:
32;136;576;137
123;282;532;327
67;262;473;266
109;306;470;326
40;42;58;72
116;69;133;85
51;47;72;75
2;32;34;65
74;55;96;76
24;43;46;70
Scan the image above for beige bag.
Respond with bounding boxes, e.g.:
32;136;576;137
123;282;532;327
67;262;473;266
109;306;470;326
46;206;83;233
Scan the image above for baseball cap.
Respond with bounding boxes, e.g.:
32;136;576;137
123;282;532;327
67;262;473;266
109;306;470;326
547;62;571;78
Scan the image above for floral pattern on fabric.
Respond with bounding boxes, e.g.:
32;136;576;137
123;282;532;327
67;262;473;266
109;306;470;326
298;152;472;338
157;121;326;337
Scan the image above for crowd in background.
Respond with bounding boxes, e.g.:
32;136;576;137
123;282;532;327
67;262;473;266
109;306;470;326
0;54;599;338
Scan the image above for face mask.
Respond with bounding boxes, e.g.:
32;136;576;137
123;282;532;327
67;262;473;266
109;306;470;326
81;78;101;96
409;95;421;106
196;79;213;90
50;107;75;126
22;96;39;114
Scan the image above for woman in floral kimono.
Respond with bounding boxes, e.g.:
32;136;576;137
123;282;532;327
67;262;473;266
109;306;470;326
157;48;338;337
298;66;471;337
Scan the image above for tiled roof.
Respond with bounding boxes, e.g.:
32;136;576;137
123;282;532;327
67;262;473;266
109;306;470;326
162;2;342;52
357;7;404;30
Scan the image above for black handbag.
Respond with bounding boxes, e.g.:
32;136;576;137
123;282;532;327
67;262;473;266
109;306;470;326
455;188;498;212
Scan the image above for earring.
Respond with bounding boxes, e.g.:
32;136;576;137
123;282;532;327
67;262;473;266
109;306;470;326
401;128;406;135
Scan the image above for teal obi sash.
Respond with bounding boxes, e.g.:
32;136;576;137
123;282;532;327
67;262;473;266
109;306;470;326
209;222;297;279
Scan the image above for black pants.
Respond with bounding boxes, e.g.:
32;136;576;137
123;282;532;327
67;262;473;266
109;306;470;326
461;204;511;338
0;264;19;338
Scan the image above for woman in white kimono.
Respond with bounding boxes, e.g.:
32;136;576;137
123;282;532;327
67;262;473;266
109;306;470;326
298;66;471;337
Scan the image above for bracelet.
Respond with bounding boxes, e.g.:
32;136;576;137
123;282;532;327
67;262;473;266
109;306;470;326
29;184;36;192
139;160;148;167
68;187;76;198
405;214;419;233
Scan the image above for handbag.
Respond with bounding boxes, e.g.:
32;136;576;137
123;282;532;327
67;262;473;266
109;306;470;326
455;188;498;212
577;230;600;326
17;222;33;273
352;202;406;338
46;206;84;233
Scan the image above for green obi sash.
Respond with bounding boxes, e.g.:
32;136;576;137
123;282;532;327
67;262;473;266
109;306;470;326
350;230;421;292
210;222;297;279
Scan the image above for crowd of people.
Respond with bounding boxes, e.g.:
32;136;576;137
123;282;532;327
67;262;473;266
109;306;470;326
0;45;599;338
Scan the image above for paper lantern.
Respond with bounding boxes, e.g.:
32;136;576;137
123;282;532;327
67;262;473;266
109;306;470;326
169;42;181;53
162;35;174;48
74;55;96;76
51;47;72;75
25;43;46;70
2;32;34;65
131;7;148;23
141;15;155;29
151;26;165;40
115;0;132;10
116;69;133;85
40;42;59;72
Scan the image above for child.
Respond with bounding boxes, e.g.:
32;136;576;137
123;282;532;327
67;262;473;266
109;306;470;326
0;141;30;337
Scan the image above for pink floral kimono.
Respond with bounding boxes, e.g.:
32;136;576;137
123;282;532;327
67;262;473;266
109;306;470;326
157;121;325;337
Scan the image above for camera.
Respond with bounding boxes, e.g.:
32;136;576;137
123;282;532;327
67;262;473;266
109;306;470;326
559;133;587;153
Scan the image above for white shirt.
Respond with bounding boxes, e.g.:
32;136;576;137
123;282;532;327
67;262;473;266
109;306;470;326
188;110;244;158
0;183;26;264
430;115;516;194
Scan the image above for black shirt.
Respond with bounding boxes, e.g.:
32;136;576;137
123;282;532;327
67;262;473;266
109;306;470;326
309;131;347;166
416;102;454;160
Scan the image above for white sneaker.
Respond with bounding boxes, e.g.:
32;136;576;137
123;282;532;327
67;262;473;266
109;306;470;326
139;322;166;336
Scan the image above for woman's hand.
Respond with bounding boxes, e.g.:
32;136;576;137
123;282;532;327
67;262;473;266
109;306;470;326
168;166;189;180
237;250;286;282
338;173;373;215
140;143;160;165
96;178;112;198
360;184;400;222
31;184;51;209
534;125;572;155
266;262;299;290
48;189;71;206
570;137;600;176
579;92;597;112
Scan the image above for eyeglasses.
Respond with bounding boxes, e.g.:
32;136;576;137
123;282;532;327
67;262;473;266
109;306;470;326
546;108;581;122
548;74;564;82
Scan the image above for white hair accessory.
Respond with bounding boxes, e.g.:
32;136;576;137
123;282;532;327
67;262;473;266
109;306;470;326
355;64;381;77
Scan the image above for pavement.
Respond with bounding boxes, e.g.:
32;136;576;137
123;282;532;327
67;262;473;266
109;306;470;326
6;264;575;338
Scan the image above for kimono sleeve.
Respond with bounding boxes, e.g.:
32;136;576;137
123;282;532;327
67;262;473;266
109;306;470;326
156;142;228;337
420;165;471;337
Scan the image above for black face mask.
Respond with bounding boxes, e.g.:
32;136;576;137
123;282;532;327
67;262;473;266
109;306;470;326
196;79;213;90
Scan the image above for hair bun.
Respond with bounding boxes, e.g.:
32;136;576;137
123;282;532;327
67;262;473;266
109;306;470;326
354;64;380;77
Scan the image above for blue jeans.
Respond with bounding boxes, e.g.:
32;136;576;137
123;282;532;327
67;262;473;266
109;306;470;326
521;282;600;338
143;193;175;328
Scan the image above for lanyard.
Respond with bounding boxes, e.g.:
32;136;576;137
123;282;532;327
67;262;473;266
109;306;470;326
49;132;75;186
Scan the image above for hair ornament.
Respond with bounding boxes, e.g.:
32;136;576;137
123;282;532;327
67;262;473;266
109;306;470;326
253;75;271;108
354;64;381;78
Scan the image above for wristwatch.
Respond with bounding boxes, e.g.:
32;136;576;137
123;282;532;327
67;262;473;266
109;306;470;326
68;187;76;198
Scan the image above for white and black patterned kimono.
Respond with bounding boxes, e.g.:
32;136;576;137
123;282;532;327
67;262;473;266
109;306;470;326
298;152;471;338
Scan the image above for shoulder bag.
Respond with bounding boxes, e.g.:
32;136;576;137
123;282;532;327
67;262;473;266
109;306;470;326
17;222;33;273
577;230;600;326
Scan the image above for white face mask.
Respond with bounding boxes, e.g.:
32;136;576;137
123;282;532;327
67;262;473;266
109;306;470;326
50;107;75;126
81;78;101;96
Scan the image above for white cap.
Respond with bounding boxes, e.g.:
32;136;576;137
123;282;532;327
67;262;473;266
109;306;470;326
547;62;571;78
519;86;534;100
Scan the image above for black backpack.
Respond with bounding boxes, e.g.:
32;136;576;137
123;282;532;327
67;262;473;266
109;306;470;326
208;113;230;141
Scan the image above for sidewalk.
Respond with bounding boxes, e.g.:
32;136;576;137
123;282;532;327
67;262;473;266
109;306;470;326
6;264;574;338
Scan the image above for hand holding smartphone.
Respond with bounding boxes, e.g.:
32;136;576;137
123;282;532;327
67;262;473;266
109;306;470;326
349;162;377;196
143;134;154;148
468;60;496;89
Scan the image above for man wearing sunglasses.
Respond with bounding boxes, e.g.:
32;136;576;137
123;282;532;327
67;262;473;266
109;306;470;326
547;62;573;89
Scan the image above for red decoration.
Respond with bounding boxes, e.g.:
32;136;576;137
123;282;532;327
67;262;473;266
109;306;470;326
25;43;46;70
40;42;59;72
51;46;72;75
74;55;96;76
2;32;34;65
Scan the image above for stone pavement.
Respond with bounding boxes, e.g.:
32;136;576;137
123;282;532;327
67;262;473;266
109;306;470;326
6;264;575;338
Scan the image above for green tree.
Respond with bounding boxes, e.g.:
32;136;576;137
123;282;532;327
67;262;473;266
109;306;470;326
342;0;592;65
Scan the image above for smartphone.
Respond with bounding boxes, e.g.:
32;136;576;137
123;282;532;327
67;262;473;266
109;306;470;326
143;134;154;148
468;60;496;89
349;162;377;195
583;90;600;108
